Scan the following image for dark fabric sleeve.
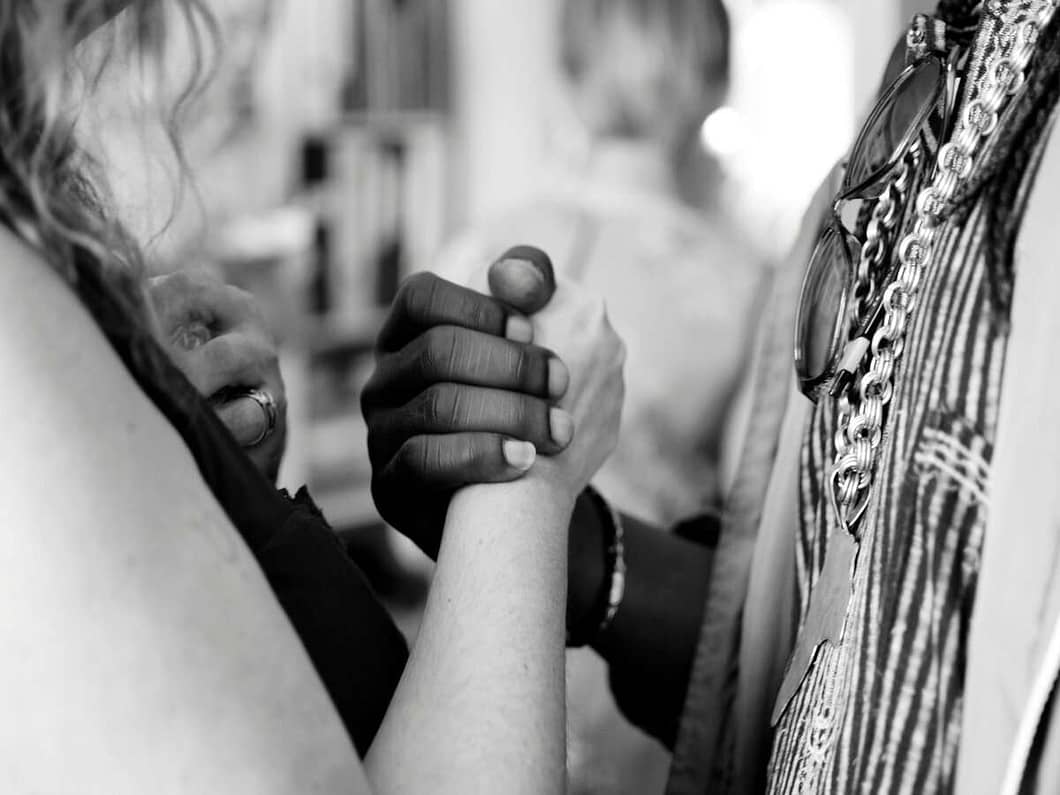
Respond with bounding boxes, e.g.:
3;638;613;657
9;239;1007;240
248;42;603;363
606;544;716;748
594;512;719;748
258;489;409;756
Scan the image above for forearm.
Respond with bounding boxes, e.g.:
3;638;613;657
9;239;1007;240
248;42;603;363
569;499;715;747
366;477;571;794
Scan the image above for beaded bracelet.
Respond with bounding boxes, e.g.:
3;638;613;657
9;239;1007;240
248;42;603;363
566;485;626;649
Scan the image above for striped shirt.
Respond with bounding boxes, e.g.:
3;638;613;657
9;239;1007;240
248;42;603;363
764;64;1060;795
768;180;1006;792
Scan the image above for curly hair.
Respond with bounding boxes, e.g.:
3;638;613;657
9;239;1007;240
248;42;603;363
0;1;216;313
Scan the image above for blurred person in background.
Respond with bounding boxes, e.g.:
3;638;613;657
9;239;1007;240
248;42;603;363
439;0;762;527
432;4;771;792
435;1;764;790
0;2;625;791
366;0;1060;791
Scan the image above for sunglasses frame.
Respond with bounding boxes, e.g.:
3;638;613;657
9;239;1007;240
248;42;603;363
794;49;958;402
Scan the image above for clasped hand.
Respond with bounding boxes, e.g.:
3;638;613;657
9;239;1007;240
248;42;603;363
361;247;625;558
148;268;288;483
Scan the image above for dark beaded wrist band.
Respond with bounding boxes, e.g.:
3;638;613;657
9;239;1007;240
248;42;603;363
566;485;626;649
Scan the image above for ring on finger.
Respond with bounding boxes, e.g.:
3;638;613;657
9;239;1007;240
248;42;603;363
239;387;278;447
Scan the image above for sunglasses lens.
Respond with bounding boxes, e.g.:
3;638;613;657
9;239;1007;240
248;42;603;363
845;57;945;195
795;225;856;387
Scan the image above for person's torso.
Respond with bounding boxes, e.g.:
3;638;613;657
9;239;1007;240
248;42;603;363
768;180;1007;793
762;11;1060;791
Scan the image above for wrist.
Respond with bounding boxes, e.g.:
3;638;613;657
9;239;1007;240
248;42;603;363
566;489;606;629
451;476;577;557
565;486;625;647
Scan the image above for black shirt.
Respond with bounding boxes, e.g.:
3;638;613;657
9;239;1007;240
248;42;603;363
72;255;408;756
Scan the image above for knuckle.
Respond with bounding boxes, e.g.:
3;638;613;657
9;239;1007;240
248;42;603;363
421;326;457;379
507;343;531;386
426;437;451;474
204;336;237;370
464;293;497;332
520;347;548;392
463;297;486;330
422;383;457;427
402;272;439;319
454;436;477;470
459;435;492;471
502;394;533;436
395;436;430;477
414;337;439;380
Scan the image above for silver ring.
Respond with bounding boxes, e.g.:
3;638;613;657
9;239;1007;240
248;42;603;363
241;387;278;447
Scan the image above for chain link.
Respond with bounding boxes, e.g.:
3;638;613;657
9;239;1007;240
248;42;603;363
850;161;914;329
830;0;1058;528
834;159;913;471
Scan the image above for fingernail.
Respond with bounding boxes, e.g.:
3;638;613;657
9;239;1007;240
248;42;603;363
489;253;554;314
494;257;546;292
548;357;569;398
505;314;534;344
503;440;537;471
550;408;574;447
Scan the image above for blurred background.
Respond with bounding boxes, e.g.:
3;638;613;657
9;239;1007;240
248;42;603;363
87;0;930;791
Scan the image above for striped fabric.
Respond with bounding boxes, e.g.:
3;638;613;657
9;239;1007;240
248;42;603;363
766;156;1021;791
768;184;1003;792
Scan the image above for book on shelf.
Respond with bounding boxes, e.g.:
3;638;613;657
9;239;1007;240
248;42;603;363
326;120;448;320
344;0;450;113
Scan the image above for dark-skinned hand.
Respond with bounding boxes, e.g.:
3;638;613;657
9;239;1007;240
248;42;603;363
361;246;569;558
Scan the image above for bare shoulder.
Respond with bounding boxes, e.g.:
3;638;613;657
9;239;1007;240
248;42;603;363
0;227;141;410
0;228;364;793
0;226;193;510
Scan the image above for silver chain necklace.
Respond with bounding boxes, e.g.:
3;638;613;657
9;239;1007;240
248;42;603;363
772;0;1059;728
830;0;1058;533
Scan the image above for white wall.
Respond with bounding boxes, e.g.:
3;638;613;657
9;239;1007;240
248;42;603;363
847;0;903;112
444;0;912;253
448;0;561;228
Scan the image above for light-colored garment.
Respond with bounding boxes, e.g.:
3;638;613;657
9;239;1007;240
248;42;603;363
666;86;1060;795
435;144;765;526
956;107;1060;795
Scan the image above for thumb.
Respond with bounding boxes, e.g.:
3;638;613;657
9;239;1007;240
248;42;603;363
488;245;557;314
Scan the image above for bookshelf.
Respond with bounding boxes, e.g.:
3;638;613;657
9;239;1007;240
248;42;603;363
293;0;451;532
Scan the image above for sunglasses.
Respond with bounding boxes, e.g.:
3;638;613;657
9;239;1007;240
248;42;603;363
794;35;959;402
